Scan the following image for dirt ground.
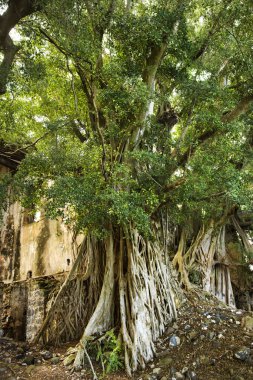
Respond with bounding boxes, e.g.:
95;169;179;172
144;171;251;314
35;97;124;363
0;291;253;380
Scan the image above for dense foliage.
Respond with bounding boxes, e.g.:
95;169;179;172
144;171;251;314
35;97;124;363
1;0;252;237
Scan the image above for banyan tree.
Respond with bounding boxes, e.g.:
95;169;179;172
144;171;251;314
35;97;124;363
0;0;253;374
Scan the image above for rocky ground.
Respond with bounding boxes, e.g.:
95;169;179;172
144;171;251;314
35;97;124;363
0;291;253;380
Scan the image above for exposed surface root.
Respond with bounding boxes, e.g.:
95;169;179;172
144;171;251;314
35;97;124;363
74;229;115;369
32;235;103;345
73;223;180;374
172;229;191;290
179;223;236;307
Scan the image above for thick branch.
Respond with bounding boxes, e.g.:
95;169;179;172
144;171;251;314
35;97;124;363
0;0;39;41
84;0;115;40
142;43;167;88
0;0;41;94
175;95;253;168
163;178;186;192
77;66;108;180
0;35;19;93
70;120;89;143
221;95;253;123
192;0;233;61
156;94;253;212
175;129;215;166
128;43;167;150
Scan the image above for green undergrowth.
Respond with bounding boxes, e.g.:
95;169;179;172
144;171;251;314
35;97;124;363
94;329;124;376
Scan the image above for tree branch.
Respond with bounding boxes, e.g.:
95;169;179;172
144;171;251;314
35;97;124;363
70;120;89;143
39;27;67;56
174;95;253;168
142;43;168;88
192;0;233;61
0;35;19;93
39;27;93;70
0;0;41;94
221;95;253;123
4;132;49;155
128;42;168;150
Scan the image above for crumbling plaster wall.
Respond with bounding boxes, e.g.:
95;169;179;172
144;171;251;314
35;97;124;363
0;201;22;282
19;218;77;280
0;161;81;282
0;208;79;282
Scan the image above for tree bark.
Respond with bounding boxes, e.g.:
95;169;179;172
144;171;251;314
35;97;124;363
74;226;116;367
0;0;41;94
72;222;180;373
182;223;235;307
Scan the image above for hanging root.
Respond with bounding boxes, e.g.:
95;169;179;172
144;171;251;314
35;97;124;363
182;223;235;306
73;224;180;375
172;229;192;290
119;225;178;374
231;215;253;254
32;238;87;344
27;220;180;374
74;227;115;368
83;345;98;380
32;234;103;345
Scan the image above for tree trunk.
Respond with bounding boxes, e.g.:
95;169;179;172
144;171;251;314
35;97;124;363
74;225;116;367
73;222;180;374
182;223;235;307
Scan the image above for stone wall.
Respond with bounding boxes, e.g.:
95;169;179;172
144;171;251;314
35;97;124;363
0;275;85;344
0;281;4;335
0;277;63;342
26;280;47;342
0;282;27;340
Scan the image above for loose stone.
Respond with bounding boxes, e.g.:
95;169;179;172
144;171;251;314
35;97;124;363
51;356;60;365
169;335;180;347
158;356;173;367
186;370;197;380
22;355;35;365
152;367;162;375
242;315;253;330
234;347;251;361
41;350;53;360
63;353;76;366
174;372;184;379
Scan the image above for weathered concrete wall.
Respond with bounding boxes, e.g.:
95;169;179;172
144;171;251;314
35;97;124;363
0;201;80;283
0;162;82;283
20;218;77;280
0;202;22;282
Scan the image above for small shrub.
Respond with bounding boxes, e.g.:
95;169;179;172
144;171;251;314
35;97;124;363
96;329;124;375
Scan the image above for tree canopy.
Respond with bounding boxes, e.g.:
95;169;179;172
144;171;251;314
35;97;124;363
1;0;252;235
